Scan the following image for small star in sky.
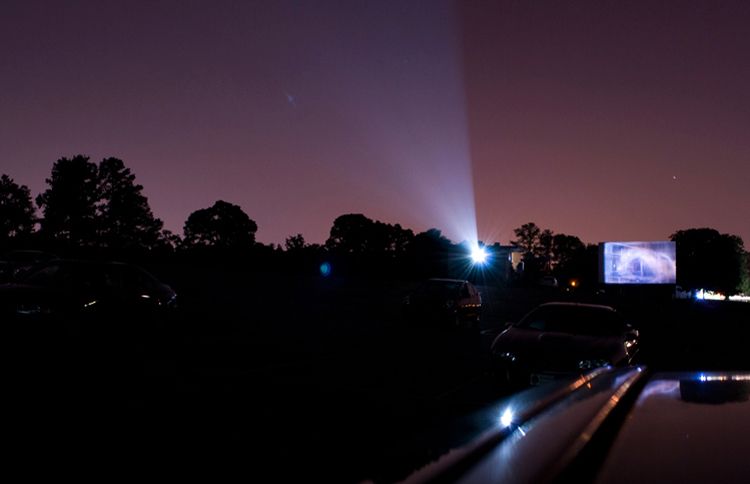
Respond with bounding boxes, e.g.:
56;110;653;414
285;92;297;108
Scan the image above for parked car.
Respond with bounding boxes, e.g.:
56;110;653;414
537;275;559;288
404;367;750;483
403;278;482;327
0;259;177;324
491;302;639;386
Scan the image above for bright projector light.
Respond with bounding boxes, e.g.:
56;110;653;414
470;246;488;264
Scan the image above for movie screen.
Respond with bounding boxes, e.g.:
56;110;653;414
600;241;677;284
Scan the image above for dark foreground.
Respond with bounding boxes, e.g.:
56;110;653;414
8;271;750;482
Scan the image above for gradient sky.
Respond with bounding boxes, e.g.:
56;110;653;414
2;1;748;246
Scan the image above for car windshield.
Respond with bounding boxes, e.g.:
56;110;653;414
22;263;63;287
23;263;115;289
420;281;463;298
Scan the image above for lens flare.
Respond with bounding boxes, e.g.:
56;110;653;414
319;262;332;277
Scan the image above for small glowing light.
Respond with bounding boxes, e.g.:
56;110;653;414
698;374;750;382
695;289;727;301
140;294;151;299
470;246;488;264
570;279;578;288
319;262;332;277
83;300;97;308
500;408;513;428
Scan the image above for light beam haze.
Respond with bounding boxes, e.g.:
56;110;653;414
2;1;748;246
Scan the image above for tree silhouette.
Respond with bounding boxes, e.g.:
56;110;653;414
97;157;164;250
326;214;414;255
671;228;747;294
183;200;257;248
512;222;542;257
538;228;554;271
326;214;374;254
406;228;455;278
551;233;586;277
0;174;37;245
285;233;306;251
36;155;99;246
383;223;414;255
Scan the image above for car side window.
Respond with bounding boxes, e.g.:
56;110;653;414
25;264;61;286
121;265;158;291
523;308;549;331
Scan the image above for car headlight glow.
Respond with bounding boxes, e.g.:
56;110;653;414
578;359;610;370
498;352;517;362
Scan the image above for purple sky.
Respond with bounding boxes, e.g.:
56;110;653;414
2;1;748;246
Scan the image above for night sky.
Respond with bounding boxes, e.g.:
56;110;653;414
2;1;748;246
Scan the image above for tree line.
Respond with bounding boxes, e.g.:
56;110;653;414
1;155;748;293
510;222;749;295
1;155;259;252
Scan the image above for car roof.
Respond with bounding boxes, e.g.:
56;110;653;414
427;278;469;284
1;250;57;260
536;301;617;312
24;259;146;274
39;258;130;267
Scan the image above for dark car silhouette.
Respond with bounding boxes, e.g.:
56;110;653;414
0;259;177;324
491;302;639;386
403;278;482;328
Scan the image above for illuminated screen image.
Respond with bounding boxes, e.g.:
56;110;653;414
600;241;676;284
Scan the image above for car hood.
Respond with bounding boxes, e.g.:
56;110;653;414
493;327;625;365
404;368;750;484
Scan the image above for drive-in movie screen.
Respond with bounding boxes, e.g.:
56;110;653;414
600;241;677;284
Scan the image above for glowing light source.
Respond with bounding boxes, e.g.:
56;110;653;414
470;246;488;265
696;289;726;301
698;374;750;382
500;407;513;428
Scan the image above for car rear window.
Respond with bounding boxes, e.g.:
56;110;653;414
418;281;463;298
